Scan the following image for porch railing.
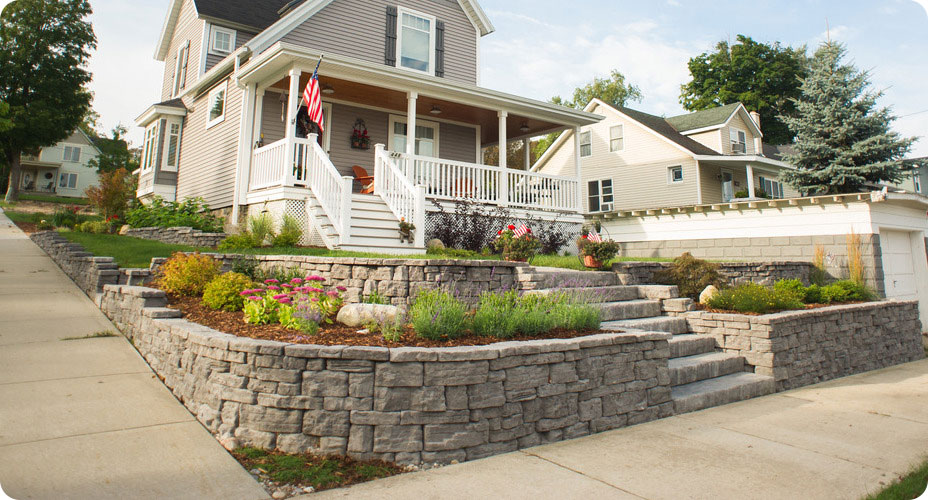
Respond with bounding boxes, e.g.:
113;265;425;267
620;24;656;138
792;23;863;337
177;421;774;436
395;153;580;213
374;144;425;248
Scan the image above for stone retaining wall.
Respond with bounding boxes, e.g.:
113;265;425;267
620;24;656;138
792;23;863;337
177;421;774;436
125;226;226;248
30;231;151;296
100;284;673;465
613;261;815;287
676;302;924;391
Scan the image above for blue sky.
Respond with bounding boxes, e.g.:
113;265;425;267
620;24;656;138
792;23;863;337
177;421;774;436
84;0;928;156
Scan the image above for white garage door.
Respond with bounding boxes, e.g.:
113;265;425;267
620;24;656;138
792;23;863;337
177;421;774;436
881;230;918;300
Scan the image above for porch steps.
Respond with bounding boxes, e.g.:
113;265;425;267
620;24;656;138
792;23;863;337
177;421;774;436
307;193;425;255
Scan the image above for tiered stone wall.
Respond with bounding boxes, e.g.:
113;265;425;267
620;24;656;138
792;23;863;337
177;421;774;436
101;285;673;465
676;302;924;391
613;261;815;287
124;226;226;248
31;231;121;295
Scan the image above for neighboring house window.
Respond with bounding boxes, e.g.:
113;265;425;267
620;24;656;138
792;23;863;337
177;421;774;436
587;179;613;212
209;26;235;56
63;146;81;162
396;7;435;74
730;128;746;154
206;82;227;129
579;131;592;157
141;123;158;172
388;116;439;157
58;172;77;189
609;125;624;152
164;121;181;171
914;171;922;193
172;41;189;97
758;176;784;198
668;166;683;184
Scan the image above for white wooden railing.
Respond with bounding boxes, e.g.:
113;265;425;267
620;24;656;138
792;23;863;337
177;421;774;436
251;136;352;245
374;144;425;247
394;153;580;213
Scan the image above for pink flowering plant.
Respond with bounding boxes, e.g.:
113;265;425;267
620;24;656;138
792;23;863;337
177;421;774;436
241;276;346;332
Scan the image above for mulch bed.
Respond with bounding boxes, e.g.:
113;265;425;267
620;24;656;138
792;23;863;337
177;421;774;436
165;294;613;348
9;220;37;233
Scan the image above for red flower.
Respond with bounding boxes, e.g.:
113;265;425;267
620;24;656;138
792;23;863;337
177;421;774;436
508;225;515;230
581;234;588;239
497;230;502;235
526;228;532;233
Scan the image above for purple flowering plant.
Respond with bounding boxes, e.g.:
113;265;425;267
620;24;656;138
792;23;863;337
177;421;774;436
242;275;345;329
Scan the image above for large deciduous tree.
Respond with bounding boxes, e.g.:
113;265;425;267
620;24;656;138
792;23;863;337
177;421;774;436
534;70;642;159
0;0;96;202
680;35;808;145
780;41;914;195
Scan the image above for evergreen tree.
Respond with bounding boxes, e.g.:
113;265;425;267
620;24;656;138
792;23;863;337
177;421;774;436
780;42;914;195
0;0;96;201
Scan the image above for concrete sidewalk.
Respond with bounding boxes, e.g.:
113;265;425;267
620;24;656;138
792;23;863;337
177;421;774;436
313;359;928;500
0;209;268;499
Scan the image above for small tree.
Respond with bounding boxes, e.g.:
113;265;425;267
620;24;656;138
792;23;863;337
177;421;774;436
0;0;97;202
85;168;135;219
88;125;139;173
780;42;914;195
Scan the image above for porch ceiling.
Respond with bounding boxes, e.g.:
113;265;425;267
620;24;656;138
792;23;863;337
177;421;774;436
268;74;564;144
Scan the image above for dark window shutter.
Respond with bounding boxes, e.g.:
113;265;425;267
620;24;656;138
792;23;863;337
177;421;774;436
435;20;445;77
385;6;397;66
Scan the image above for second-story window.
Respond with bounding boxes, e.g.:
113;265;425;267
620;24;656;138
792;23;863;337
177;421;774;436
913;170;922;193
210;26;235;56
207;82;227;129
397;7;435;74
173;41;189;96
63;146;81;162
730;128;746;154
579;131;592;157
610;125;624;152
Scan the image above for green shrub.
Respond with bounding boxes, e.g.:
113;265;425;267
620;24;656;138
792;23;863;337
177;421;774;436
654;252;725;300
230;255;260;279
771;278;874;305
256;266;305;283
125;196;224;232
471;290;519;338
514;294;557;335
51;206;90;229
77;221;95;233
219;233;261;251
804;284;824;304
409;289;469;340
272;214;303;247
202;272;254;312
157;252;221;296
550;293;601;331
363;290;388;305
426;247;480;258
249;213;275;246
707;282;804;314
773;279;807;302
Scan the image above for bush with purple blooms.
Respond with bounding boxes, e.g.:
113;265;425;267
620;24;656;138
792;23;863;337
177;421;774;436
241;275;346;333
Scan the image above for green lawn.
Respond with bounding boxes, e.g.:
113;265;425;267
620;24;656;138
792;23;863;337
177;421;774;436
18;194;91;205
4;210;101;225
867;459;928;500
59;231;211;268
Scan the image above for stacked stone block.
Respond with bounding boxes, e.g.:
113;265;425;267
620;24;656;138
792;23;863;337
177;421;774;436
125;226;226;248
101;285;673;465
30;231;120;295
613;261;815;287
677;301;924;391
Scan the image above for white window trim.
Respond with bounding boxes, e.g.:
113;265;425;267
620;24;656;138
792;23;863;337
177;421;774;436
579;130;592;158
63;145;81;163
913;171;922;193
667;165;684;184
206;81;228;130
141;122;158;172
758;175;784;199
208;25;236;57
587;178;613;213
395;6;437;76
609;124;624;152
321;102;333;153
729;127;746;153
162;118;183;172
387;114;440;157
172;41;190;97
59;172;78;189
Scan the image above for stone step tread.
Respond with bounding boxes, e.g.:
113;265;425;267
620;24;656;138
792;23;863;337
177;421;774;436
598;299;663;321
523;286;640;302
669;352;746;387
602;316;689;335
668;334;717;357
668;351;743;369
671;372;776;415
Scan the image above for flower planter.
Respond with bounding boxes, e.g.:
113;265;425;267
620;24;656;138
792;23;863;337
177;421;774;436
583;255;602;268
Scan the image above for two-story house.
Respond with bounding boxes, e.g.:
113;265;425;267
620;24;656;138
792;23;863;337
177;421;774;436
893;157;926;196
532;99;799;214
19;130;101;198
137;0;601;253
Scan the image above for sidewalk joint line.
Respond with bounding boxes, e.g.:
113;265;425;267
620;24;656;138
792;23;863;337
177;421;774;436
0;419;195;448
0;371;154;386
520;450;649;499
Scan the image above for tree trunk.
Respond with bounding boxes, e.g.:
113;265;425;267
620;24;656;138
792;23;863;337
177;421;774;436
4;149;21;202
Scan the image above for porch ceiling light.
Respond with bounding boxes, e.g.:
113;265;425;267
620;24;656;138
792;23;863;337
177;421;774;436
430;105;442;115
520;122;530;132
321;84;335;95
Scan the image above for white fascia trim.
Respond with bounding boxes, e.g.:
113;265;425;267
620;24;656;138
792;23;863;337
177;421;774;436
245;0;336;55
199;21;210;75
237;43;602;126
155;0;186;61
135;104;188;127
692;155;791;169
456;0;495;36
677;124;723;136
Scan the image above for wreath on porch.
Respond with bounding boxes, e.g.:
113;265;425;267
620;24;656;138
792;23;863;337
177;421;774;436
350;118;370;150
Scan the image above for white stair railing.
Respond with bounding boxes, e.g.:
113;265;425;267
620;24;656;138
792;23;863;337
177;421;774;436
374;144;425;248
299;134;352;245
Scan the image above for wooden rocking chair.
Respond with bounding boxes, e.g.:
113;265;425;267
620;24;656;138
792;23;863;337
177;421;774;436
352;165;375;194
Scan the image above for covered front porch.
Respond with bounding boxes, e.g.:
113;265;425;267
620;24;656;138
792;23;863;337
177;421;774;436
232;44;600;249
695;156;798;204
19;158;62;195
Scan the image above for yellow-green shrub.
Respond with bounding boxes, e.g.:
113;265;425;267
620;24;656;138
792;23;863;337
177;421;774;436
202;272;254;311
157;252;221;296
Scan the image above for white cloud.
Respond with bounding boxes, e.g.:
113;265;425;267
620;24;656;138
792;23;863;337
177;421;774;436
911;0;928;17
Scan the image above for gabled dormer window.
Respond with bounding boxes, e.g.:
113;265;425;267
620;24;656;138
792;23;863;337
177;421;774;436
396;7;435;75
730;128;746;154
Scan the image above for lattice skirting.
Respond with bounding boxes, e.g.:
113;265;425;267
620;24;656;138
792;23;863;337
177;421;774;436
424;211;583;253
245;199;314;246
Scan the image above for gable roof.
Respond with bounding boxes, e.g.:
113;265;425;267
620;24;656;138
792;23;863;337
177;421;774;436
762;143;795;161
665;103;741;133
614;105;720;156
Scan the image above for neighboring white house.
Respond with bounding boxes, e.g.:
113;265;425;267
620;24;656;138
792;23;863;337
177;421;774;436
20;130;101;198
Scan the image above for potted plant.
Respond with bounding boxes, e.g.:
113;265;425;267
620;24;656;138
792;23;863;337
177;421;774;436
350;119;370;150
495;224;540;262
577;233;620;269
399;218;415;243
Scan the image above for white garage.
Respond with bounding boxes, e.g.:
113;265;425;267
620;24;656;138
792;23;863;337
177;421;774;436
880;229;920;301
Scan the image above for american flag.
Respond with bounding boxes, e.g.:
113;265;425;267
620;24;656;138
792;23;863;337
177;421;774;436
513;224;530;238
302;58;324;134
587;230;602;243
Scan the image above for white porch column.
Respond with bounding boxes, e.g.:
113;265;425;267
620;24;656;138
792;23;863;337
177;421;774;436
285;68;301;139
252;87;266;147
695;160;703;204
232;81;257;224
746;164;756;197
498;111;508;206
574;126;583;212
523;138;531;170
406;91;418;155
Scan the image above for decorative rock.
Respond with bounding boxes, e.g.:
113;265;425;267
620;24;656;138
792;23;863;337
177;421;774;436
336;303;401;327
118;224;130;236
699;285;719;304
427;239;445;251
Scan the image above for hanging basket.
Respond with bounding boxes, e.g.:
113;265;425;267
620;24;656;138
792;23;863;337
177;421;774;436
350;118;370;150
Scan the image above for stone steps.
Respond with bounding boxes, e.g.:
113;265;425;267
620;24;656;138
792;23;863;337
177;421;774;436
602;316;689;335
669;351;745;386
668;334;717;358
599;299;663;321
516;268;619;289
671;372;776;415
523;285;640;303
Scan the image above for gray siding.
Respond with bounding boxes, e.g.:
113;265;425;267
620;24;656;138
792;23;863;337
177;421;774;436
327;102;390;178
279;0;477;84
259;91;287;145
161;0;204;101
439;122;476;163
205;28;255;73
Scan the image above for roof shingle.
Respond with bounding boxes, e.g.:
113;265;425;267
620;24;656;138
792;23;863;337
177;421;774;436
665;103;741;132
613;106;720;156
193;0;296;31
